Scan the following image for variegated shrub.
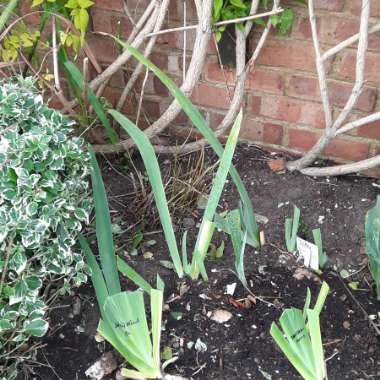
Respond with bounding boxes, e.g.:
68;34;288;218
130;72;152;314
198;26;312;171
0;77;91;379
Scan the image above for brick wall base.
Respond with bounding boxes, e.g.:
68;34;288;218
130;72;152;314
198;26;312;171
70;1;380;167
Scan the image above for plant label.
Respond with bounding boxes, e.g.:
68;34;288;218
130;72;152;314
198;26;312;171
296;237;319;271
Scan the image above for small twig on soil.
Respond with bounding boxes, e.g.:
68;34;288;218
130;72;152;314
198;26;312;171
325;349;340;362
101;153;132;182
268;243;289;255
192;362;207;377
337;275;380;336
323;338;342;347
42;351;63;380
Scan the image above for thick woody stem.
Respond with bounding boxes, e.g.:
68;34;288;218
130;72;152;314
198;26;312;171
93;0;214;154
287;0;370;172
87;2;162;92
300;155;380;177
115;0;169;113
52;17;61;91
151;3;276;154
153;26;247;155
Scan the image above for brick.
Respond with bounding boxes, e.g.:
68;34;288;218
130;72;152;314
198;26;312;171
191;83;231;110
293;14;321;40
314;0;345;11
169;29;197;50
91;9;112;33
172;111;188;125
93;0;125;12
240;117;263;142
102;87;123;107
263;123;284;145
105;68;126;89
178;54;193;71
241;119;283;146
19;1;41;23
321;17;359;45
141;99;161;119
87;35;118;64
324;138;369;161
170;1;198;22
251;96;262;114
288;128;320;151
154;76;169;96
357;120;380;140
350;0;380;18
287;75;318;98
92;9;133;39
247;68;284;94
338;51;380;84
362;167;380;178
328;82;377;112
320;17;380;51
209;112;226;131
256;39;316;72
150;52;168;71
125;0;151;12
205;59;235;84
205;61;284;94
287;75;377;112
368;29;380;51
252;95;325;129
294;14;378;50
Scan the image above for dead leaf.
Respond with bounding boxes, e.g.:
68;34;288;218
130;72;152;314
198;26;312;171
293;267;321;282
267;158;286;173
228;297;246;309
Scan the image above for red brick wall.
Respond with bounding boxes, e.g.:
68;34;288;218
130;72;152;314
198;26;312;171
89;0;380;163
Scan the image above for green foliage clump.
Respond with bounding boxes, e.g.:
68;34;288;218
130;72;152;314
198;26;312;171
213;0;295;42
0;77;91;379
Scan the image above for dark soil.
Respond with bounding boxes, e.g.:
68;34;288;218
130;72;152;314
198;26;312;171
33;145;380;380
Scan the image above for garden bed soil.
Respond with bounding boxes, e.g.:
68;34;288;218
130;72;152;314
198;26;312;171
34;145;380;380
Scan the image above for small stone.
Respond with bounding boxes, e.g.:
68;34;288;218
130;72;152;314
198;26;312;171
210;309;233;324
293;268;314;281
183;217;195;228
72;297;81;316
143;251;154;260
75;325;85;333
343;321;351;329
85;352;117;380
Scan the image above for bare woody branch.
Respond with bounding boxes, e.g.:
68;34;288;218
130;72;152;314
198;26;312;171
287;0;372;174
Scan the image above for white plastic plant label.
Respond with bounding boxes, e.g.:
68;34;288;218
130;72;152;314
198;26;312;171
296;237;319;271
